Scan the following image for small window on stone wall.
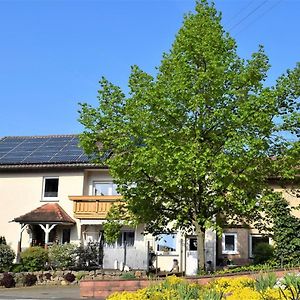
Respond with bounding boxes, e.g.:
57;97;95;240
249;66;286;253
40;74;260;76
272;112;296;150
249;235;269;257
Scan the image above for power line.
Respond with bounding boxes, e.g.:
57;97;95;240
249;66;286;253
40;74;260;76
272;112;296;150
225;0;256;28
229;0;269;32
234;0;283;37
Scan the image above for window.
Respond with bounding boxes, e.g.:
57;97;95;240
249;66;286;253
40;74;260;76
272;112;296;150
62;228;71;244
222;233;238;254
105;231;135;247
117;231;135;247
249;235;269;258
156;234;177;252
43;177;59;200
93;182;119;196
188;237;197;251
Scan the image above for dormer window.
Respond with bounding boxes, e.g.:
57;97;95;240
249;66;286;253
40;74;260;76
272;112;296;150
42;177;59;200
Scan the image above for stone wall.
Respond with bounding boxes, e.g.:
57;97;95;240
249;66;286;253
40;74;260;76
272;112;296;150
0;269;147;288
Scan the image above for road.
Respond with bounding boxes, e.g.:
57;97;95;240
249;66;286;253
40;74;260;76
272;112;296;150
0;285;81;300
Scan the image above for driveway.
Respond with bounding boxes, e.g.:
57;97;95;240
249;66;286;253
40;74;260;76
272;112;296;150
0;285;81;299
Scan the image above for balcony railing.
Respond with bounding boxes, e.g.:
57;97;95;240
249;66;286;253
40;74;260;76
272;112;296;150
69;195;123;219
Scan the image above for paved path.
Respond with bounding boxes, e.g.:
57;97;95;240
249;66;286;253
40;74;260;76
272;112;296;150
0;285;81;300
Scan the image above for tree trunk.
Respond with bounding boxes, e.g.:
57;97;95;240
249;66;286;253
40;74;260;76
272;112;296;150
194;222;205;272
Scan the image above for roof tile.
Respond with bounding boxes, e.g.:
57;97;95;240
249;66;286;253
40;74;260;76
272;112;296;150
13;203;75;224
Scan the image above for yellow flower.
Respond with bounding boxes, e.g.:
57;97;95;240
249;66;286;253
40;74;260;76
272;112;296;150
165;275;184;285
212;276;254;294
227;286;261;300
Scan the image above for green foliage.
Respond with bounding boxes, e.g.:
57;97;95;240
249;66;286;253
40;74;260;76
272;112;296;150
48;243;77;270
254;272;277;292
214;263;300;276
79;0;300;270
0;236;7;245
280;273;300;300
201;289;224;300
253;242;274;265
11;263;25;273
75;241;102;269
120;272;136;279
75;271;86;281
0;244;15;272
103;204;123;244
147;276;202;300
20;246;48;271
266;195;300;266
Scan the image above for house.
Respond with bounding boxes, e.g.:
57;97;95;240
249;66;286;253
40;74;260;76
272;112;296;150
0;135;298;274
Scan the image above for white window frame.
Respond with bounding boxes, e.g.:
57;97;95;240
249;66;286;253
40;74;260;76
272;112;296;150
92;181;119;196
42;176;59;201
222;233;238;254
249;234;270;258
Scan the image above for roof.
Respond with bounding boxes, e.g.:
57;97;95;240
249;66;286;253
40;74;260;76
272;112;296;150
0;135;97;169
13;203;76;224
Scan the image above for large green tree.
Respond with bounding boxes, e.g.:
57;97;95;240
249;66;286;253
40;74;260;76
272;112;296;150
79;0;300;270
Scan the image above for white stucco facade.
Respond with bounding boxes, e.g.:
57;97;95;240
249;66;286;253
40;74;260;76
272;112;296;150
0;170;84;252
0;162;298;273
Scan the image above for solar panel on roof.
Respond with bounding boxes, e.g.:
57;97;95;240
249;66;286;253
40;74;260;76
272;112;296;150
0;136;90;165
0;146;17;151
2;153;27;158
23;157;52;163
0;158;23;163
49;137;72;141
62;150;82;155
32;150;59;154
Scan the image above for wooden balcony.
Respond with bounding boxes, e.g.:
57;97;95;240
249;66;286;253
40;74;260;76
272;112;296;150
69;195;123;219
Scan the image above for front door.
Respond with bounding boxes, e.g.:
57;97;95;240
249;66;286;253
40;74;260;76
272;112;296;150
186;236;198;275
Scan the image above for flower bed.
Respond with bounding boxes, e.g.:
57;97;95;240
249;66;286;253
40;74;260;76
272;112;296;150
107;273;300;300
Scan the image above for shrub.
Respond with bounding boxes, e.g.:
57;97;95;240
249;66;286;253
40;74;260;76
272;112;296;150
0;244;15;272
11;263;25;273
64;272;75;283
0;273;16;288
253;242;274;265
75;241;102;269
266;195;300;265
48;244;77;269
20;247;48;271
23;274;37;286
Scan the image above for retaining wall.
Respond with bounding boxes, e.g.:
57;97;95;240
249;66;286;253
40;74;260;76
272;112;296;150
80;268;300;299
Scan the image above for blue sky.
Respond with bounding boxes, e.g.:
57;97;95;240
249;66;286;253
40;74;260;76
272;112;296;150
0;0;299;136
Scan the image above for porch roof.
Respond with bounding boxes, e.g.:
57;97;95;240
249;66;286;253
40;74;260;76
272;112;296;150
13;203;76;224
